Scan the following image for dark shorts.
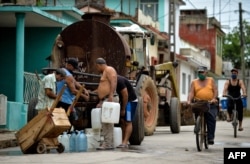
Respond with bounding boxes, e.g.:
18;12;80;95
125;101;137;122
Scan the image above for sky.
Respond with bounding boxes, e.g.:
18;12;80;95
180;0;250;33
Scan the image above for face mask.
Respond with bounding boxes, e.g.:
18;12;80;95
198;74;206;81
231;74;237;79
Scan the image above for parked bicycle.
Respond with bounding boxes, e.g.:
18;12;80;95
222;95;243;138
190;100;210;152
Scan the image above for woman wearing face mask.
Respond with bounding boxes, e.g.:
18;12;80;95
187;66;218;145
222;68;247;131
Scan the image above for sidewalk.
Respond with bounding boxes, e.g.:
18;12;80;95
0;130;17;149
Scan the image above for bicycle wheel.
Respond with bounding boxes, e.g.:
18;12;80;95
195;116;203;151
232;110;238;138
204;118;209;149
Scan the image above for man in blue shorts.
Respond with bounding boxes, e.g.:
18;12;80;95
116;75;137;148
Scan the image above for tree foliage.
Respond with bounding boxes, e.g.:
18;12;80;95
223;21;250;69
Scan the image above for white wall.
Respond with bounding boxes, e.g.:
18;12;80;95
179;62;195;102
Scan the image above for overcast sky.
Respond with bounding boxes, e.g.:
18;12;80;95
180;0;250;33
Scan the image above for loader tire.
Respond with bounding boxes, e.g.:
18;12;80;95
136;74;158;136
169;97;181;133
129;97;144;145
27;98;38;122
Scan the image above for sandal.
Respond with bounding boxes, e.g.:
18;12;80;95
96;144;114;150
238;128;244;131
116;144;128;148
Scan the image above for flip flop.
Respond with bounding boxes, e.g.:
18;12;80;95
116;144;128;148
96;144;114;150
238;128;244;131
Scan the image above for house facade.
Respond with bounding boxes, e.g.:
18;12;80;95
179;9;224;76
0;0;83;130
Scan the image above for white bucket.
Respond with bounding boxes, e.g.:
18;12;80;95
91;108;102;129
101;102;120;123
85;128;101;149
113;127;122;147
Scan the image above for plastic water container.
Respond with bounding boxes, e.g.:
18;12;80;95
69;131;76;152
242;97;247;108
61;131;69;153
77;130;88;152
101;102;120;123
91;108;102;129
57;135;62;143
75;130;80;152
113;127;122;147
220;97;228;110
85;128;101;149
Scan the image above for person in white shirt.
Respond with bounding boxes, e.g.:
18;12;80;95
35;68;66;112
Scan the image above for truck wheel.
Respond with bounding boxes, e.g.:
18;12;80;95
129;97;144;145
136;74;158;136
27;98;38;122
169;97;181;133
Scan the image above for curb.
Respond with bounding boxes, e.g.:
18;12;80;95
0;139;18;149
0;130;18;149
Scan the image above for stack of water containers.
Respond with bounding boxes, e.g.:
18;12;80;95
91;102;122;148
59;130;88;153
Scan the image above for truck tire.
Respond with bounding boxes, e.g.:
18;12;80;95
169;97;181;133
27;98;38;122
136;74;158;136
129;97;144;145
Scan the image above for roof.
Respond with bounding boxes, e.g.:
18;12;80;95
144;25;168;40
0;5;83;27
110;19;149;36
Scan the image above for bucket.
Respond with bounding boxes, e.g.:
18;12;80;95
91;108;102;129
113;127;122;147
220;97;228;110
101;102;120;123
242;97;247;108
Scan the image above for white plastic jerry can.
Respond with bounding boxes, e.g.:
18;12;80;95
101;102;120;123
113;127;122;147
91;108;102;129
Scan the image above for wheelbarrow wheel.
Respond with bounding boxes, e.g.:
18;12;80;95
56;143;65;153
36;143;47;154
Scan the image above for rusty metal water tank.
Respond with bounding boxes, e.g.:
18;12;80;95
51;12;131;80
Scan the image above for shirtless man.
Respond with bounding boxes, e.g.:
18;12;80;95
95;57;118;150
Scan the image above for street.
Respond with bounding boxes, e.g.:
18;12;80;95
0;118;249;164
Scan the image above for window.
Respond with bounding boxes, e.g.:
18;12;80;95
182;73;186;94
188;74;191;92
159;54;164;64
216;35;223;57
140;0;158;21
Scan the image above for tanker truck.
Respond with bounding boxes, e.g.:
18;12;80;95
28;12;181;145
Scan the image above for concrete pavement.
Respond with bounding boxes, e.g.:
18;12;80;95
0;117;249;164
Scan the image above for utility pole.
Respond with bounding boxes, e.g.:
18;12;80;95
239;2;245;84
168;0;176;62
239;2;250;110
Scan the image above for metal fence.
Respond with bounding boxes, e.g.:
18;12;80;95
23;72;41;104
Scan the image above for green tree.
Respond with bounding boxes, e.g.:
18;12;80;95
223;20;250;69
